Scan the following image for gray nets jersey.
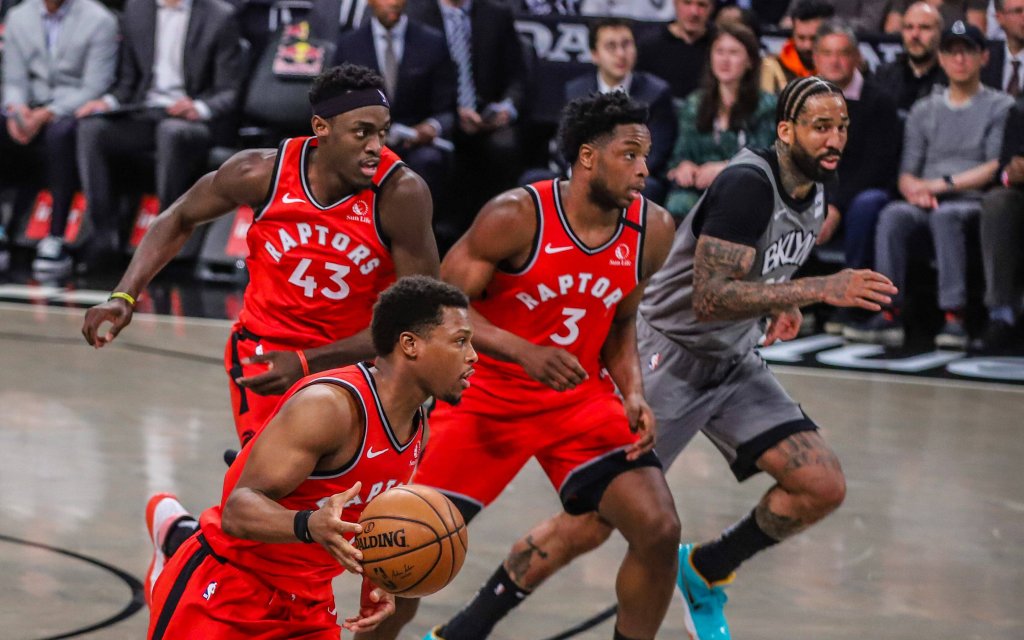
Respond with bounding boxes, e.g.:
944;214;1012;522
639;148;826;359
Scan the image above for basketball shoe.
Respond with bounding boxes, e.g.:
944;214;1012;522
677;543;732;640
144;493;191;607
422;625;448;639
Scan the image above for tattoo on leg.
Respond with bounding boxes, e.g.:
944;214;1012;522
754;500;806;540
506;535;548;584
779;432;841;476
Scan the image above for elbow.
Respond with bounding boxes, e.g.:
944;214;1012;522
220;494;247;539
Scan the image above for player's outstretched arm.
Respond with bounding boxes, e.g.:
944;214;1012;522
693;234;898;322
81;149;276;348
441;190;589;391
221;384;366;573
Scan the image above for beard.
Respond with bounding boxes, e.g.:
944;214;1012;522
587;175;629;211
907;48;935;66
438;390;462;406
790;140;841;182
797;48;815;70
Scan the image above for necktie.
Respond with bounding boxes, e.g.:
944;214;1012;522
1008;60;1021;98
383;30;399;101
449;9;477;110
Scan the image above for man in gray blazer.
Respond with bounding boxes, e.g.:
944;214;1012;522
1;0;118;275
74;0;244;261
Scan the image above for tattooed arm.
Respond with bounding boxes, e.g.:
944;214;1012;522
692;235;899;322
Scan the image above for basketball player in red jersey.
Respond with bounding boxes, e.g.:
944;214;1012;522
81;64;440;443
363;92;680;640
144;276;477;639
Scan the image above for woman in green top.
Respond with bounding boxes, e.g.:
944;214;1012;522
665;22;778;218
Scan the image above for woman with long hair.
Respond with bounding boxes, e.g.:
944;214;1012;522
665;21;778;218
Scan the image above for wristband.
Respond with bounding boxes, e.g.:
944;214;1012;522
109;291;137;306
296;350;310;377
294;509;315;543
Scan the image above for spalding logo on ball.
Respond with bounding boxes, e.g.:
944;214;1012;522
354;484;468;597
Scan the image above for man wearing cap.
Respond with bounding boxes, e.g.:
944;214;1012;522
845;21;1014;349
81;64;441;444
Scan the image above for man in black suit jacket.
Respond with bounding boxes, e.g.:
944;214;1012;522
334;0;457;207
405;0;527;243
75;0;244;254
565;18;676;202
981;0;1024;94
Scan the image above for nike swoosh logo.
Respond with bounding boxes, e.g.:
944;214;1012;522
544;243;573;254
367;447;388;459
282;192;307;205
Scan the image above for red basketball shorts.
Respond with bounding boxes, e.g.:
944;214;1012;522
414;379;652;516
148;534;338;640
223;323;304;444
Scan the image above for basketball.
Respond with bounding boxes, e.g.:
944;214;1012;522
354;484;468;597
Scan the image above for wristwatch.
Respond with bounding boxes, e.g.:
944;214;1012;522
943;174;956;190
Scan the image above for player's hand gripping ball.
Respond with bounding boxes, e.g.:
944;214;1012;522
354;484;468;597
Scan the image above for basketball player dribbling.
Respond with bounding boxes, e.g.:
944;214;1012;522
81;64;440;444
360;92;680;640
449;77;899;640
144;276;478;639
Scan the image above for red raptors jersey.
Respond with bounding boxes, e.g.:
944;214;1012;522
472;179;646;400
200;362;424;599
238;137;403;345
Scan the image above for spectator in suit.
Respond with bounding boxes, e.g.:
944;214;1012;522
334;0;457;210
811;22;902;334
565;18;676;201
74;0;244;260
309;0;368;40
777;0;833;81
875;2;948;117
636;0;715;100
406;0;527;243
0;0;118;276
664;21;777;218
972;96;1024;352
846;21;1014;350
981;0;1024;94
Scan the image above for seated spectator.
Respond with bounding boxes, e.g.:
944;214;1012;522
845;21;1014;349
714;6;791;94
0;0;117;276
334;0;457;211
309;0;368;40
636;0;715;100
778;0;834;82
782;0;890;33
406;0;526;246
74;0;244;263
981;0;1024;94
812;21;902;334
665;21;777;219
973;96;1024;352
887;0;988;34
875;1;948;117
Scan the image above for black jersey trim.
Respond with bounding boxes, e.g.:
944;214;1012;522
552;178;625;254
634;197;647;284
357;362;421;453
252;139;289;222
371;160;405;250
497;184;544;275
300;137;356;210
298;377;369;478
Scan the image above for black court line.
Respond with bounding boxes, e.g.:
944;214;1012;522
0;533;144;639
0;331;223;366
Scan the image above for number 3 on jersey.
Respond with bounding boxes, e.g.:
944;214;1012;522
551;307;586;345
288;258;350;299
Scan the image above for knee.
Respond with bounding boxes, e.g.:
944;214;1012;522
390;596;420;626
76;118;107;146
982;188;1022;219
803;467;847;517
631;506;682;559
156;119;209;151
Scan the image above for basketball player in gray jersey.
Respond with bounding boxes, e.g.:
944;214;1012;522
419;77;898;640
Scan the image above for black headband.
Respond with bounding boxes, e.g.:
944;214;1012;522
312;88;390;119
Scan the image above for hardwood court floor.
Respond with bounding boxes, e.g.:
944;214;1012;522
1;302;1021;639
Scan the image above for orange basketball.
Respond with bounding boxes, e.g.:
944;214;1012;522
354;484;468;597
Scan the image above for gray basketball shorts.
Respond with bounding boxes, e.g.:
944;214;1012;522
637;316;818;481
